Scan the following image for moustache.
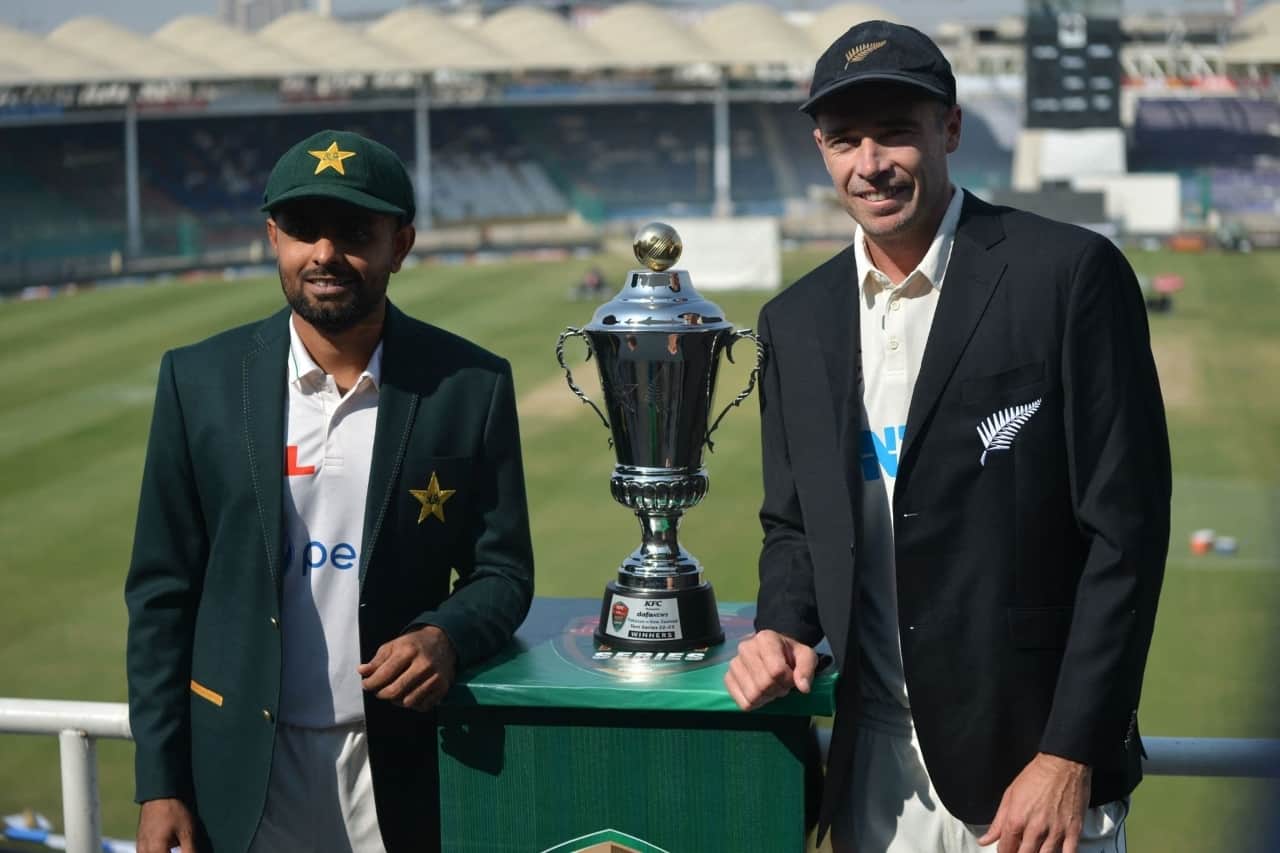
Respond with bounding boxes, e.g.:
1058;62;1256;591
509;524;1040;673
302;270;362;287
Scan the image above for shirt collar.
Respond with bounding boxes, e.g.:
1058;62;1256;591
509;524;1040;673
287;315;383;392
854;185;964;296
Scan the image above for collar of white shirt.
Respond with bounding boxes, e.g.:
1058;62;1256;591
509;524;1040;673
854;185;965;298
287;315;383;393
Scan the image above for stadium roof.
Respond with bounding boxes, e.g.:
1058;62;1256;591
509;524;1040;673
584;3;713;69
803;3;901;52
153;16;312;78
48;16;221;81
478;6;614;71
257;12;419;73
366;8;509;72
0;22;118;85
695;4;816;66
7;1;1272;89
1226;1;1280;64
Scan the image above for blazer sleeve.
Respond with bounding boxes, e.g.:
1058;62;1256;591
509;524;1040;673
754;309;824;646
1038;237;1171;766
124;351;209;803
408;362;534;670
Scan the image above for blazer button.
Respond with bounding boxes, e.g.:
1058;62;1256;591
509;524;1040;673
262;708;274;722
270;617;280;629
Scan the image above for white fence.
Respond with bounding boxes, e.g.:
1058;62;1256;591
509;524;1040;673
2;698;1280;853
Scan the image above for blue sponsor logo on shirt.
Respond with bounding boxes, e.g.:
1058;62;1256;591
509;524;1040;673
860;425;907;481
282;539;359;576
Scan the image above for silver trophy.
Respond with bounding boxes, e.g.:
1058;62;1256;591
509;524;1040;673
556;222;764;651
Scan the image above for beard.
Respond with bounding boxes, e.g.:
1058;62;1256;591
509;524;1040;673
281;269;382;333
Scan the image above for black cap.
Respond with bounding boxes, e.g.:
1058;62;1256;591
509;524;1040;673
801;20;956;116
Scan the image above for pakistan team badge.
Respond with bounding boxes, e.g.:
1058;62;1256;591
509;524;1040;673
410;471;455;524
540;829;670;853
610;601;629;632
308;140;356;175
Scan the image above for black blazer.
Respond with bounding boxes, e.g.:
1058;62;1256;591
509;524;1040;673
754;193;1170;830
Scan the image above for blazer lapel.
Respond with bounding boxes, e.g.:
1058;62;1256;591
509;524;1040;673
360;303;420;588
242;308;291;597
810;245;860;451
898;194;1007;476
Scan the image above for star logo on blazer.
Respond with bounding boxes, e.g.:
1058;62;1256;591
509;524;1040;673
976;398;1042;466
410;472;456;524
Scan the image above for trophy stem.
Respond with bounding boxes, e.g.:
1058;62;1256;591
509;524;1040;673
636;512;684;569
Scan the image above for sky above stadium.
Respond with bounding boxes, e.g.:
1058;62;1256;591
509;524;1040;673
0;0;1236;35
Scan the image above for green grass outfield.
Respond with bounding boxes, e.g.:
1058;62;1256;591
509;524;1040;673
1;247;1277;850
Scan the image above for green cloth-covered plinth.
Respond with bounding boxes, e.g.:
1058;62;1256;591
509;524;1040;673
437;597;837;853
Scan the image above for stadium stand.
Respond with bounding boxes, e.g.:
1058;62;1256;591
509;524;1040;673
0;95;1032;271
1131;96;1280;172
0;1;1275;287
1130;96;1280;221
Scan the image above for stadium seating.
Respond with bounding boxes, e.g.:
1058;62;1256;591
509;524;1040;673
0;97;1037;268
1131;96;1280;173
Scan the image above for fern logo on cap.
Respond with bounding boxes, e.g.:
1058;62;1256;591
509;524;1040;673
802;20;956;115
844;40;887;69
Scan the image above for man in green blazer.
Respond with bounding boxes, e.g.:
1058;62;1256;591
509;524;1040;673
125;130;535;853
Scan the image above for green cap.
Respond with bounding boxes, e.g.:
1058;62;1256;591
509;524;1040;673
261;129;415;221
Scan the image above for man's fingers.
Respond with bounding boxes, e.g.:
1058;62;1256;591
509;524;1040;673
724;631;819;712
138;799;198;853
741;632;797;698
723;667;754;711
402;674;446;711
726;654;774;710
361;648;410;693
357;643;391;677
376;658;431;702
1016;824;1048;853
977;788;1010;846
977;820;999;847
790;643;819;693
996;826;1019;853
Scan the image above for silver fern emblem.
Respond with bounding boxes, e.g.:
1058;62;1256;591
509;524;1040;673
976;398;1042;466
844;40;888;68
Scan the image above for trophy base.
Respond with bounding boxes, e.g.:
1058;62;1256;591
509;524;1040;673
594;581;724;651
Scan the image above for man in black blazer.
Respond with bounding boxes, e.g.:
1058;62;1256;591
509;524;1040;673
126;130;534;852
724;21;1169;853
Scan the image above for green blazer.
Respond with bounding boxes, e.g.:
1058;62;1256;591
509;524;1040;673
125;303;535;852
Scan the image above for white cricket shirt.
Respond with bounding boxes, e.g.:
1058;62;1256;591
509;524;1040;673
854;187;963;709
279;317;382;727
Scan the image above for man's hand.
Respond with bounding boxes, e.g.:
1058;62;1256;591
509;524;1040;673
137;797;198;853
977;752;1092;853
724;629;818;711
358;625;457;712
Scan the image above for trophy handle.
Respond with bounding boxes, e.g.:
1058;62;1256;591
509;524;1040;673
556;326;613;438
705;328;766;452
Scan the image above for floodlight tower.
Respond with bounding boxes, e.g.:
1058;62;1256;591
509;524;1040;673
1012;0;1126;189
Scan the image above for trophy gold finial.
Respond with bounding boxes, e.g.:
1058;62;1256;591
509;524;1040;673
633;222;682;272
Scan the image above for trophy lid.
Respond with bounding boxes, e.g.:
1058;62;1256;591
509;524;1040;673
585;222;732;333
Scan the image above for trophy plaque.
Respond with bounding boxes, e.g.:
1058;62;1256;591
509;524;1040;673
556;222;764;651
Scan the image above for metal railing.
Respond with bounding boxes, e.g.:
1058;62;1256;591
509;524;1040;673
1;699;132;853
2;697;1279;853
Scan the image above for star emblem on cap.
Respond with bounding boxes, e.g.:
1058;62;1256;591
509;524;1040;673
309;141;357;176
410;471;456;524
